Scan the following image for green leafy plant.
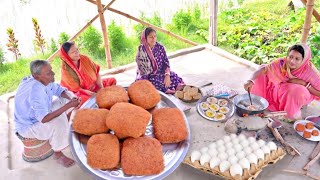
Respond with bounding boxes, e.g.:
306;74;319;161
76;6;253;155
78;25;102;55
49;38;58;53
0;46;4;65
32;18;46;55
108;20;128;55
6;28;21;61
58;32;70;45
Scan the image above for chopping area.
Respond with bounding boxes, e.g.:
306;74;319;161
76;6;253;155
1;45;320;180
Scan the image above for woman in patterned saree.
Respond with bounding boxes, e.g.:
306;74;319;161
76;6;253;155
135;27;185;94
60;41;116;105
244;44;320;120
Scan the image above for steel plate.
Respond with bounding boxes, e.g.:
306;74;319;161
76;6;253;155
196;95;235;122
69;91;190;180
293;120;320;142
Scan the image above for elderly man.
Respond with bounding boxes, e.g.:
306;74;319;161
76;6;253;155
14;60;81;167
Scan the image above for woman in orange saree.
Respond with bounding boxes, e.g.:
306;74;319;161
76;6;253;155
244;44;320;120
60;41;116;105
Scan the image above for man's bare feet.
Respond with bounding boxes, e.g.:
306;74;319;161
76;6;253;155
54;152;75;168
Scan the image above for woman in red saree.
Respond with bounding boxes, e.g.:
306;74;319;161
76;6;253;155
60;41;116;105
244;44;320;120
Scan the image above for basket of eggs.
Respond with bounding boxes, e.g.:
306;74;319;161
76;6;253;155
294;120;320;141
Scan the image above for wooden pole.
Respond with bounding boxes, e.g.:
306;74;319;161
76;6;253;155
301;0;315;43
300;0;320;23
96;0;112;69
209;0;218;46
86;0;197;46
47;0;115;62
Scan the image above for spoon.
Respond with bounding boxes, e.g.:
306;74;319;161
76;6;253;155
247;89;253;106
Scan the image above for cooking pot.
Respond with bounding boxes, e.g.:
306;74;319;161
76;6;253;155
233;94;269;117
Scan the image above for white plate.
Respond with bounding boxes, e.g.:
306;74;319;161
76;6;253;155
293;120;320;141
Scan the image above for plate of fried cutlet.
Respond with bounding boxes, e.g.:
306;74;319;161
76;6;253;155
174;85;202;103
69;80;190;180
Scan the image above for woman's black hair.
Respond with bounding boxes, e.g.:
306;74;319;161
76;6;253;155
62;41;75;53
288;44;304;58
145;27;156;37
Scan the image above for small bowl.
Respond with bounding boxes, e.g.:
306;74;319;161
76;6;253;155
233;94;269;117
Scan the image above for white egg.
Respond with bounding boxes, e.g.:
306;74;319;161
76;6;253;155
232;138;240;145
218;146;226;153
248;137;256;143
218;152;228;161
254;149;265;160
219;160;231;172
200;153;211;165
209;157;221;169
244;147;252;155
236;151;246;160
209;142;217;149
217;139;225;146
239;158;250;169
230;163;243;177
228;156;239;164
225;142;233;149
247;153;258;164
227;149;236;156
200;147;209;154
191;150;202;162
223;135;231;143
257;139;266;147
250;142;260;151
238;134;246;141
267;141;277;151
208;148;218;157
261;145;271;154
240;140;249;148
234;144;243;152
230;133;237;139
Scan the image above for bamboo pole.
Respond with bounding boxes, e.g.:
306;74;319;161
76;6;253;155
301;0;315;43
96;0;112;69
300;0;320;23
47;0;115;62
86;0;197;46
209;0;218;46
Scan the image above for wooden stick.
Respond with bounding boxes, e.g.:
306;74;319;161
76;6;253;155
301;0;315;43
282;169;320;180
310;142;320;159
303;147;320;171
96;0;112;69
47;0;114;62
300;0;320;23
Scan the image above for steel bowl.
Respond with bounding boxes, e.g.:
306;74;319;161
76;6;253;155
233;94;269;117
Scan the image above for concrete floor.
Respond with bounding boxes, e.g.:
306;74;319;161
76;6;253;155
1;45;319;180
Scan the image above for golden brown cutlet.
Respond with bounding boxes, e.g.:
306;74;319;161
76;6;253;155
152;108;188;143
121;137;164;175
72;108;110;136
127;80;161;109
87;133;120;169
96;85;129;109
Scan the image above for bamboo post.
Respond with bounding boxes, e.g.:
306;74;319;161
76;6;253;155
96;0;112;69
301;0;315;43
86;0;197;46
47;0;115;62
209;0;218;46
300;0;320;23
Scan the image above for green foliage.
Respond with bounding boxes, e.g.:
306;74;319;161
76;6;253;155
309;27;320;69
78;25;102;55
172;10;192;32
6;28;21;61
0;46;4;65
108;20;128;55
49;38;58;53
58;32;70;45
133;12;163;40
32;17;46;55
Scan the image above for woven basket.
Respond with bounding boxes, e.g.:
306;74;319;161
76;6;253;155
16;132;54;162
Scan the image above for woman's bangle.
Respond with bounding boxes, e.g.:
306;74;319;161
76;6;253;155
248;80;255;85
165;72;170;76
305;82;311;88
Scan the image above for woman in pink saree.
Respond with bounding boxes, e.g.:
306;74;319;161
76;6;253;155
244;44;320;120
